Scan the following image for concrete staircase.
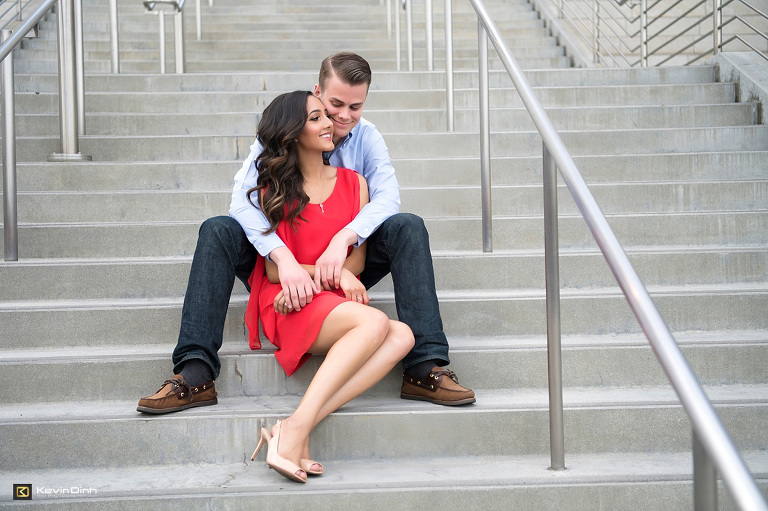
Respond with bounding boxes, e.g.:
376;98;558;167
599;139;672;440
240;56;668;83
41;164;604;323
1;0;767;508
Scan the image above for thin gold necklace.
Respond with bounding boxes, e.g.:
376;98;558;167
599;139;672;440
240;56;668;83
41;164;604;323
316;166;325;213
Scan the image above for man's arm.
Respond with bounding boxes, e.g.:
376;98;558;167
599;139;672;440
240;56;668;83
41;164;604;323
230;138;318;310
314;123;399;289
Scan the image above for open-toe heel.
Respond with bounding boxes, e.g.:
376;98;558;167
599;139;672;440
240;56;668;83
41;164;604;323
251;427;271;461
266;420;307;483
300;459;323;475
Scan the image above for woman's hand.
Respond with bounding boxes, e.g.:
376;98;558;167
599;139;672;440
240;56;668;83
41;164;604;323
339;269;369;305
274;290;293;315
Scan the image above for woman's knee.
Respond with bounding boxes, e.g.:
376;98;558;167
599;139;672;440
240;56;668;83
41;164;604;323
387;320;415;357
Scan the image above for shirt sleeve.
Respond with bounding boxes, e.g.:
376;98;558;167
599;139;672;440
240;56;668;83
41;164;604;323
344;126;400;245
229;137;287;257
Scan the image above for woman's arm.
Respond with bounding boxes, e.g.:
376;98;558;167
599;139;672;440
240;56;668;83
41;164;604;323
267;173;370;285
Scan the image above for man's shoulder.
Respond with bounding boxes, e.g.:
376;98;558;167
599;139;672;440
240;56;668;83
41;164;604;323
355;117;380;135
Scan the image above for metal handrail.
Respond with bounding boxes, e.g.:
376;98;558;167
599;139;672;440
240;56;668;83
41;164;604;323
552;0;768;66
143;0;187;73
1;0;90;261
449;0;768;509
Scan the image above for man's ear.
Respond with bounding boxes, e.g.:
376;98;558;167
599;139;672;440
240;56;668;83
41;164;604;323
313;84;322;97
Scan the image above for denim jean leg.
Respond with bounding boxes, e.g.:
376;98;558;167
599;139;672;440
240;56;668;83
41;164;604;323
360;213;450;369
172;216;258;378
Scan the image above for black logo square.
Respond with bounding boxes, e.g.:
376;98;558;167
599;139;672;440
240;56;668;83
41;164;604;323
13;484;32;500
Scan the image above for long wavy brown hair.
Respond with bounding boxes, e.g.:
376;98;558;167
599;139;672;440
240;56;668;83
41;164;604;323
247;90;314;234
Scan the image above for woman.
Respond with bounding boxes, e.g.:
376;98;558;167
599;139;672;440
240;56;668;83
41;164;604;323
246;91;415;483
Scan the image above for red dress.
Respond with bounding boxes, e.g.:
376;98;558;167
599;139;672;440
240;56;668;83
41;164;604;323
245;167;362;376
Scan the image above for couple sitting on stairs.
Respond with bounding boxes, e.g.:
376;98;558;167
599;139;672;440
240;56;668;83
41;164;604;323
136;52;475;483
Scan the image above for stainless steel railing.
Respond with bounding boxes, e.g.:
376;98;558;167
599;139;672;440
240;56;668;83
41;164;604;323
1;0;31;26
441;0;767;509
553;0;767;66
1;0;91;261
142;0;187;73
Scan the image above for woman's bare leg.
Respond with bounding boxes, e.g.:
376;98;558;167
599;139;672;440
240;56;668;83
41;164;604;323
293;319;414;464
312;320;413;426
274;302;391;466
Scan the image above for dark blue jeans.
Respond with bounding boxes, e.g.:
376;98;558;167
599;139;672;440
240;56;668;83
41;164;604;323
172;214;450;378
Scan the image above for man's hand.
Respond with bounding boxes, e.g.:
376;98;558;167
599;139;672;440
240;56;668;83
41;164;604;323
270;247;319;311
314;229;357;290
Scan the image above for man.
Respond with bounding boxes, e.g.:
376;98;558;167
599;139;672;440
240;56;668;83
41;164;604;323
137;52;474;414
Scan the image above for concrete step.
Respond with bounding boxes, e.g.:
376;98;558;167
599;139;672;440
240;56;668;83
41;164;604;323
12;54;573;74
4;210;766;257
12;67;718;93
0;386;766;471
11;83;738;114
5;180;767;224
1;452;765;509
3;286;768;347
19;44;567;64
12;152;768;191
12;102;758;136
3;246;766;302
1;332;767;402
9;125;768;162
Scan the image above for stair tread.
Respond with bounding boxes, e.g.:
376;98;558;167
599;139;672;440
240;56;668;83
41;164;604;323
1;451;766;501
2;384;767;424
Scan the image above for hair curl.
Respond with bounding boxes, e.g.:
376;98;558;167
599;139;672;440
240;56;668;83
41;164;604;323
247;90;314;234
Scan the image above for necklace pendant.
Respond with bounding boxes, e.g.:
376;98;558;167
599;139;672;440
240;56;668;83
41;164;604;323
319;203;324;213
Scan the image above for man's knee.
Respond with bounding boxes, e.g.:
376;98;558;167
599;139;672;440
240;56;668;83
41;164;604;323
199;216;240;238
197;216;246;249
381;213;428;243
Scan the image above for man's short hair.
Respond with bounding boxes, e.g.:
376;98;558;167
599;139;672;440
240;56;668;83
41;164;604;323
318;52;372;90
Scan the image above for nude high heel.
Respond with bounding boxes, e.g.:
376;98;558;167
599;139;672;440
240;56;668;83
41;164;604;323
251;427;271;461
265;420;307;483
300;458;324;475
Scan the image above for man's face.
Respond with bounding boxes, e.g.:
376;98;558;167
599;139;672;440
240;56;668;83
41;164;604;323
314;73;368;144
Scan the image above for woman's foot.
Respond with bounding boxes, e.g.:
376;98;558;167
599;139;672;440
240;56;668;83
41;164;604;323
265;420;306;483
300;435;323;475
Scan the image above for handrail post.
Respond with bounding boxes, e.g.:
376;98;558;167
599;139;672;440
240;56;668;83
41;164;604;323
159;12;166;73
444;0;453;131
395;0;401;70
74;0;85;135
641;0;648;67
109;0;120;73
48;0;91;162
425;0;433;70
713;0;722;56
478;20;491;252
2;29;18;261
174;7;185;73
406;0;413;71
386;0;392;38
593;0;600;64
693;429;718;511
196;0;201;41
18;0;23;20
543;144;565;471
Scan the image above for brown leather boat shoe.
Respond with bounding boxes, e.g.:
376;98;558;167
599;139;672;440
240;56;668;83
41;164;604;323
137;375;217;414
400;367;475;406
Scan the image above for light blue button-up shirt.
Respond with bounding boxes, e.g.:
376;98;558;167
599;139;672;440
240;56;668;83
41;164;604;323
229;117;401;257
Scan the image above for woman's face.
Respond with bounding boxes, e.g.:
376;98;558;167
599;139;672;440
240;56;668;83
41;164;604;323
297;95;335;154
